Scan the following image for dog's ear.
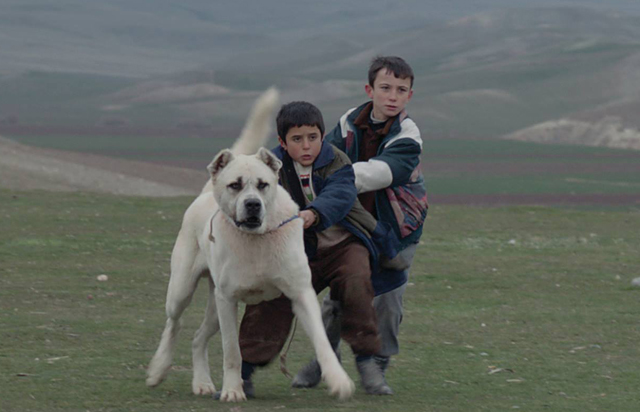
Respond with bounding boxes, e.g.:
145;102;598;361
257;147;282;173
207;149;234;181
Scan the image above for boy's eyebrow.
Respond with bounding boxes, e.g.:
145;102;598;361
378;82;410;90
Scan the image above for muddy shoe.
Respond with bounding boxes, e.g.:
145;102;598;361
213;379;255;400
356;358;393;395
291;359;322;388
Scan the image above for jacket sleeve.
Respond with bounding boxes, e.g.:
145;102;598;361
354;119;422;191
324;123;345;151
374;139;421;187
306;162;357;232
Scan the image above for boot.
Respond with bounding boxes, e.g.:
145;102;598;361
292;298;342;388
356;357;393;395
291;350;341;388
291;359;322;388
374;355;390;375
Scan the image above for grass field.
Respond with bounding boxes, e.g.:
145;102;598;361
424;139;640;198
4;135;640;200
1;189;639;411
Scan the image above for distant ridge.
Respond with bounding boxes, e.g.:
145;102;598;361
504;98;640;150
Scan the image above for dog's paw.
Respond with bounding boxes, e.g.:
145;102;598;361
324;370;355;401
218;387;247;402
145;371;166;388
192;379;216;395
146;356;171;387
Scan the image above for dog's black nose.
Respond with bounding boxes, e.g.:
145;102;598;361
245;199;262;216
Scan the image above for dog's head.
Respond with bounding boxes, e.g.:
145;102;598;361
207;147;282;234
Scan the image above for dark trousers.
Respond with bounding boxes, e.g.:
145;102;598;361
239;237;380;365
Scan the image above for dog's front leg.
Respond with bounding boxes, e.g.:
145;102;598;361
292;287;355;400
214;289;246;402
191;276;219;395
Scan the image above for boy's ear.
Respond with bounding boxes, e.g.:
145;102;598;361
278;136;287;149
257;147;282;173
365;84;374;99
207;149;234;182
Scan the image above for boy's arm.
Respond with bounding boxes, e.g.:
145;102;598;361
325;121;396;193
306;158;357;232
353;139;421;192
354;120;422;193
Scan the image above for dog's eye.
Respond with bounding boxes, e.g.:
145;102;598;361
228;182;242;191
257;182;269;190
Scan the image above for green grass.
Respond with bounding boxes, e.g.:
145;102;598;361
422;139;640;196
431;173;640;195
1;190;639;411
424;137;640;157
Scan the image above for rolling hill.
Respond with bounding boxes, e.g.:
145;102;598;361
2;3;640;150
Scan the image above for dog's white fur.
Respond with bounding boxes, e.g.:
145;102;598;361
146;88;355;402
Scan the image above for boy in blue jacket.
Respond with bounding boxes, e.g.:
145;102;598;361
235;101;398;397
292;56;428;395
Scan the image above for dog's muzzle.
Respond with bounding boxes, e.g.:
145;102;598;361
236;198;262;229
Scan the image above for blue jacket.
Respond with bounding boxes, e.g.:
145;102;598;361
325;102;428;293
273;141;399;278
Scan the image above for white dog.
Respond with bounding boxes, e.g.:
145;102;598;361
146;88;355;402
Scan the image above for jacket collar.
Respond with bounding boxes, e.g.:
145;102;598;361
347;101;408;138
272;140;335;170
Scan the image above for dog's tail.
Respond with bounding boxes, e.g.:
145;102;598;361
201;87;279;194
231;87;280;156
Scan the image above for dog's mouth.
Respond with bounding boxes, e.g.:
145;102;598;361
235;216;262;229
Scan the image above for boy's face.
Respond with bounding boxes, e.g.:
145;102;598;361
279;125;322;167
365;69;413;121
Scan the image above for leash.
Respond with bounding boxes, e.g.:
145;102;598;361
209;212;300;242
277;214;300;228
279;317;298;378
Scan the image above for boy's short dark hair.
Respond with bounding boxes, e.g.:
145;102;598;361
276;101;325;141
368;56;414;89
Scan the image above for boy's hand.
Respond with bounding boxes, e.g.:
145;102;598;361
299;210;317;229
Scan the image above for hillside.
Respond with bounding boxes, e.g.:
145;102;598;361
3;4;640;149
504;97;640;150
0;136;203;196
